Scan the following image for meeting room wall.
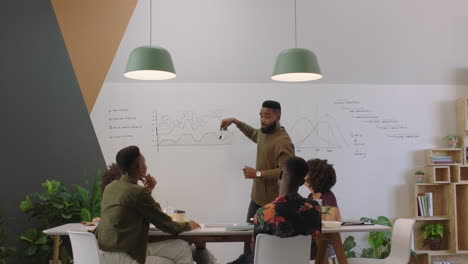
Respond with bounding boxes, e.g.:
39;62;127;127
91;82;466;262
0;1;106;263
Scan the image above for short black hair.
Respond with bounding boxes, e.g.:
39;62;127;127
116;145;141;173
283;156;309;187
262;100;281;111
306;159;336;193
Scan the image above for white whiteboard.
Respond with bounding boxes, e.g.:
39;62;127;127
91;82;464;261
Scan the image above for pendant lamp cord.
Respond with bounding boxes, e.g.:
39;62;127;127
150;0;152;45
294;0;297;48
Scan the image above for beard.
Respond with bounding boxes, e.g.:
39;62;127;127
261;122;278;134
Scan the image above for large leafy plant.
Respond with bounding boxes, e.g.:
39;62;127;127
343;216;417;260
20;180;81;227
19;180;79;263
0;210;15;264
18;170;103;263
73;169;102;222
18;228;51;263
343;216;392;259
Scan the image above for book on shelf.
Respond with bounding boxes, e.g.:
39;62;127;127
431;156;453;161
417;196;424;216
422;196;427;216
425;192;433;216
417;193;433;216
432;161;455;164
431;156;453;164
431;156;452;159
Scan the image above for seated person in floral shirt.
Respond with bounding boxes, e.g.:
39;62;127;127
228;156;322;264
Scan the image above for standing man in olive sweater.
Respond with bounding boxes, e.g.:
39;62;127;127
220;100;295;252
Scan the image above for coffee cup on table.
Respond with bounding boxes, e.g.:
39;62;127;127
173;210;186;222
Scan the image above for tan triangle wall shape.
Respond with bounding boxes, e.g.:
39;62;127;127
51;0;138;113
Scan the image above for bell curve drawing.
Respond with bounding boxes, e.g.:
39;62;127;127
287;113;350;151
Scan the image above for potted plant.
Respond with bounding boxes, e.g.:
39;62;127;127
18;228;52;263
415;170;425;183
18;170;102;264
0;210;15;264
344;216;392;259
444;134;458;148
19;180;77;264
422;223;444;250
73;169;102;222
344;216;417;260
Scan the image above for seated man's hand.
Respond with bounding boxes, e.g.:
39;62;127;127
80;217;101;226
141;174;157;193
189;220;201;230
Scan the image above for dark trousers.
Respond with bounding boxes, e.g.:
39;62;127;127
244;200;261;254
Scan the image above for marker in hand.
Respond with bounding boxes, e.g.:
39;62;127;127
219;130;223;140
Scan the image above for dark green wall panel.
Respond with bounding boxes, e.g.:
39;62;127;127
0;1;106;263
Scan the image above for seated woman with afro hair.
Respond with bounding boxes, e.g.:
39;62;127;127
304;159;341;221
305;159;342;261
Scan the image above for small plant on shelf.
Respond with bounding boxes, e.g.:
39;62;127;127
414;170;425;183
422;223;444;250
444;134;458;148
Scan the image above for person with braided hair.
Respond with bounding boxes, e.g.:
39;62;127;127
304;159;341;221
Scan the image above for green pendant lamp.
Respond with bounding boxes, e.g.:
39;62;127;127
272;0;322;82
124;46;176;80
124;0;176;80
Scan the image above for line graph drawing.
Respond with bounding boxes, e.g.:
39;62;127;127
152;110;234;150
287;113;349;150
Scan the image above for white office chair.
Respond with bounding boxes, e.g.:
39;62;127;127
68;231;179;264
254;234;312;264
68;231;101;264
347;218;416;264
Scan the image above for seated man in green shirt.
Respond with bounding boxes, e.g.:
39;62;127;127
94;146;201;264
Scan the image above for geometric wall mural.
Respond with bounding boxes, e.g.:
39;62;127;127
51;0;138;113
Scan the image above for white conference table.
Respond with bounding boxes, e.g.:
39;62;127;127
44;223;390;264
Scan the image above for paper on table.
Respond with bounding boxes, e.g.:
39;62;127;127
224;225;254;231
204;223;252;228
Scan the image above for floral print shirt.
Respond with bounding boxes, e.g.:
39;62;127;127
252;193;322;251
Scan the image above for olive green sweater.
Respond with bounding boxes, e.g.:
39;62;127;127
237;121;295;206
94;175;190;264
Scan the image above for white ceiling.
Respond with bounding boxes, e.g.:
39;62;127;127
105;0;468;84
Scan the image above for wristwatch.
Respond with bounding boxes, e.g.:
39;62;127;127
256;171;262;177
